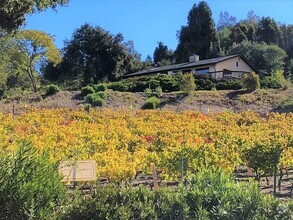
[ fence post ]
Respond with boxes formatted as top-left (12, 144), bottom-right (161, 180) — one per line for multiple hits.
top-left (181, 157), bottom-right (184, 181)
top-left (151, 163), bottom-right (158, 190)
top-left (273, 151), bottom-right (279, 197)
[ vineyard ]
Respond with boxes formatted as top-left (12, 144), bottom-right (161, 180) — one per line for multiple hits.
top-left (0, 108), bottom-right (292, 184)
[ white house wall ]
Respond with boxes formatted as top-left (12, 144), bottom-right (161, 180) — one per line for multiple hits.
top-left (214, 57), bottom-right (254, 73)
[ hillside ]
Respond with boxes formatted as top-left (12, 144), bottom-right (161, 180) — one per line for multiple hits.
top-left (0, 89), bottom-right (292, 115)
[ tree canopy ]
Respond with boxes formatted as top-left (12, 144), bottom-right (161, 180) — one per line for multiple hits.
top-left (256, 17), bottom-right (280, 45)
top-left (44, 24), bottom-right (141, 85)
top-left (0, 0), bottom-right (69, 32)
top-left (175, 1), bottom-right (219, 62)
top-left (14, 30), bottom-right (61, 92)
top-left (153, 42), bottom-right (173, 66)
top-left (227, 41), bottom-right (286, 76)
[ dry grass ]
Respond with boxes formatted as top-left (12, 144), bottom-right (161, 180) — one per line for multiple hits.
top-left (0, 89), bottom-right (292, 115)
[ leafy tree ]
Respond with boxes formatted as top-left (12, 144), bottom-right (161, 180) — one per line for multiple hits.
top-left (0, 29), bottom-right (29, 96)
top-left (217, 11), bottom-right (237, 30)
top-left (227, 41), bottom-right (286, 77)
top-left (175, 1), bottom-right (219, 62)
top-left (13, 30), bottom-right (62, 92)
top-left (218, 27), bottom-right (232, 53)
top-left (279, 24), bottom-right (293, 79)
top-left (0, 0), bottom-right (69, 32)
top-left (229, 22), bottom-right (255, 44)
top-left (256, 17), bottom-right (280, 45)
top-left (245, 10), bottom-right (260, 25)
top-left (153, 41), bottom-right (173, 66)
top-left (54, 24), bottom-right (139, 84)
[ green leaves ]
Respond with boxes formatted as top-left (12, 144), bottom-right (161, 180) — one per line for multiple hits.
top-left (0, 142), bottom-right (66, 219)
top-left (0, 0), bottom-right (69, 32)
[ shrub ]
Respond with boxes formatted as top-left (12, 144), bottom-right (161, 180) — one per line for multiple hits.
top-left (81, 85), bottom-right (95, 97)
top-left (92, 96), bottom-right (104, 107)
top-left (96, 91), bottom-right (107, 100)
top-left (179, 73), bottom-right (196, 93)
top-left (261, 76), bottom-right (282, 89)
top-left (211, 86), bottom-right (217, 91)
top-left (93, 83), bottom-right (107, 92)
top-left (156, 74), bottom-right (179, 92)
top-left (274, 70), bottom-right (292, 89)
top-left (107, 81), bottom-right (129, 92)
top-left (155, 86), bottom-right (163, 95)
top-left (144, 87), bottom-right (152, 94)
top-left (195, 74), bottom-right (216, 90)
top-left (143, 96), bottom-right (160, 109)
top-left (85, 93), bottom-right (95, 103)
top-left (45, 84), bottom-right (61, 96)
top-left (0, 142), bottom-right (66, 219)
top-left (216, 79), bottom-right (242, 90)
top-left (60, 168), bottom-right (293, 219)
top-left (242, 72), bottom-right (260, 92)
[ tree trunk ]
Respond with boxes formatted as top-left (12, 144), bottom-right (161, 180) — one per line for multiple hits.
top-left (28, 67), bottom-right (38, 93)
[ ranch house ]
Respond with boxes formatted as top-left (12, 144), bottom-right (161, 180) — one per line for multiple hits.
top-left (125, 54), bottom-right (257, 80)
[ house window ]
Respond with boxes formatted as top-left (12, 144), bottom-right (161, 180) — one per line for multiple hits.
top-left (196, 68), bottom-right (209, 74)
top-left (236, 61), bottom-right (239, 67)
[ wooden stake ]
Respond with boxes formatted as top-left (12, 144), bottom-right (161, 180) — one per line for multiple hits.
top-left (151, 163), bottom-right (158, 190)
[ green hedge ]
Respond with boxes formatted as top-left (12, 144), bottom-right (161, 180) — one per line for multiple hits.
top-left (106, 74), bottom-right (244, 93)
top-left (107, 74), bottom-right (180, 93)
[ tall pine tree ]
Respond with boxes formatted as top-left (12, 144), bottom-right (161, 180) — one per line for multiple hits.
top-left (175, 1), bottom-right (219, 62)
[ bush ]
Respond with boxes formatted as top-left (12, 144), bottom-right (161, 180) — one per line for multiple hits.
top-left (143, 96), bottom-right (160, 109)
top-left (60, 168), bottom-right (293, 219)
top-left (195, 74), bottom-right (216, 90)
top-left (274, 70), bottom-right (292, 89)
top-left (93, 84), bottom-right (107, 92)
top-left (96, 91), bottom-right (107, 100)
top-left (216, 79), bottom-right (242, 90)
top-left (242, 72), bottom-right (260, 92)
top-left (92, 96), bottom-right (104, 107)
top-left (179, 73), bottom-right (196, 93)
top-left (155, 86), bottom-right (163, 95)
top-left (261, 76), bottom-right (282, 89)
top-left (144, 87), bottom-right (152, 94)
top-left (45, 84), bottom-right (61, 96)
top-left (107, 81), bottom-right (129, 92)
top-left (107, 75), bottom-right (179, 93)
top-left (85, 93), bottom-right (95, 103)
top-left (81, 85), bottom-right (95, 97)
top-left (0, 142), bottom-right (66, 219)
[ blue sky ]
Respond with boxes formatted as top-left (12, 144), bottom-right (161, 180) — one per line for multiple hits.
top-left (25, 0), bottom-right (293, 60)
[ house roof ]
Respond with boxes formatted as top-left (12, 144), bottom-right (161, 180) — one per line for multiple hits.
top-left (125, 54), bottom-right (258, 77)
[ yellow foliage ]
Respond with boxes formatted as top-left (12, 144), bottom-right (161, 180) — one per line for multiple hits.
top-left (0, 108), bottom-right (292, 182)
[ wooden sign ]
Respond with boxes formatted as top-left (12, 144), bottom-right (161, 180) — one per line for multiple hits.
top-left (59, 160), bottom-right (96, 182)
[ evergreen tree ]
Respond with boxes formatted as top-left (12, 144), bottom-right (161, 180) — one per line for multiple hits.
top-left (153, 42), bottom-right (173, 66)
top-left (175, 1), bottom-right (219, 62)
